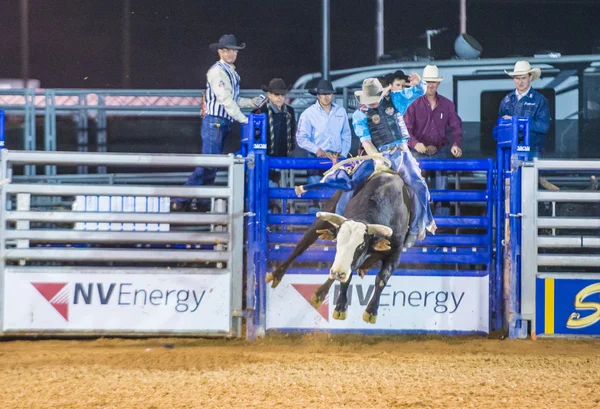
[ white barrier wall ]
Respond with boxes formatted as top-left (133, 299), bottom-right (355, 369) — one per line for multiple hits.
top-left (267, 274), bottom-right (489, 334)
top-left (4, 271), bottom-right (231, 332)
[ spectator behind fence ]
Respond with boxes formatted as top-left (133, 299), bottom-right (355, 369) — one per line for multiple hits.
top-left (256, 78), bottom-right (297, 210)
top-left (173, 34), bottom-right (262, 212)
top-left (404, 65), bottom-right (463, 215)
top-left (383, 70), bottom-right (425, 116)
top-left (256, 78), bottom-right (297, 157)
top-left (405, 65), bottom-right (463, 161)
top-left (499, 60), bottom-right (557, 191)
top-left (296, 79), bottom-right (352, 185)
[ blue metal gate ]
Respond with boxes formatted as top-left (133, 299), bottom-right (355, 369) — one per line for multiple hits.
top-left (243, 114), bottom-right (500, 337)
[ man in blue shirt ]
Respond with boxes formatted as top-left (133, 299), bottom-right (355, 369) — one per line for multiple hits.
top-left (296, 79), bottom-right (352, 184)
top-left (499, 60), bottom-right (556, 190)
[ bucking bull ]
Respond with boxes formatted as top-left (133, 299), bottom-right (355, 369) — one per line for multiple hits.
top-left (266, 170), bottom-right (411, 324)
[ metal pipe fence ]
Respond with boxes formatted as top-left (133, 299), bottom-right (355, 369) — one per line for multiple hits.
top-left (0, 149), bottom-right (248, 338)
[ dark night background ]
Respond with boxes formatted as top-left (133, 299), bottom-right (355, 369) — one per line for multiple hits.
top-left (1, 0), bottom-right (600, 89)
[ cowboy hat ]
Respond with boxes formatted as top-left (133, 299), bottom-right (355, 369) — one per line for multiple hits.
top-left (261, 78), bottom-right (291, 94)
top-left (209, 34), bottom-right (246, 53)
top-left (354, 78), bottom-right (390, 105)
top-left (308, 79), bottom-right (336, 95)
top-left (390, 70), bottom-right (410, 82)
top-left (422, 65), bottom-right (444, 82)
top-left (505, 60), bottom-right (541, 81)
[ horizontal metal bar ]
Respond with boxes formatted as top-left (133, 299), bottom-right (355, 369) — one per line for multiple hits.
top-left (268, 247), bottom-right (489, 265)
top-left (6, 211), bottom-right (230, 224)
top-left (12, 171), bottom-right (229, 185)
top-left (268, 232), bottom-right (489, 247)
top-left (535, 159), bottom-right (600, 170)
top-left (4, 230), bottom-right (229, 244)
top-left (538, 254), bottom-right (600, 267)
top-left (4, 266), bottom-right (230, 275)
top-left (267, 214), bottom-right (489, 228)
top-left (4, 184), bottom-right (231, 198)
top-left (269, 189), bottom-right (336, 200)
top-left (537, 217), bottom-right (600, 229)
top-left (430, 190), bottom-right (488, 202)
top-left (537, 236), bottom-right (600, 248)
top-left (4, 248), bottom-right (229, 262)
top-left (269, 188), bottom-right (488, 202)
top-left (284, 268), bottom-right (489, 277)
top-left (537, 191), bottom-right (600, 202)
top-left (3, 150), bottom-right (243, 167)
top-left (418, 159), bottom-right (493, 171)
top-left (266, 158), bottom-right (492, 172)
top-left (267, 158), bottom-right (340, 170)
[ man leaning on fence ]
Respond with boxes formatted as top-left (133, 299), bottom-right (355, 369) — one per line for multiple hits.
top-left (295, 79), bottom-right (352, 185)
top-left (499, 60), bottom-right (557, 190)
top-left (173, 34), bottom-right (262, 212)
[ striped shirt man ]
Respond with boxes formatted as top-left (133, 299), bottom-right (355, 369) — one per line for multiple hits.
top-left (205, 60), bottom-right (255, 123)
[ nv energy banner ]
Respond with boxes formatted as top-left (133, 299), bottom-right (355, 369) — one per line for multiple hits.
top-left (4, 272), bottom-right (231, 332)
top-left (267, 274), bottom-right (489, 333)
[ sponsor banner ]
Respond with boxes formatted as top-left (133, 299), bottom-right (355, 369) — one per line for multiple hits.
top-left (267, 274), bottom-right (489, 333)
top-left (536, 277), bottom-right (600, 337)
top-left (4, 272), bottom-right (231, 332)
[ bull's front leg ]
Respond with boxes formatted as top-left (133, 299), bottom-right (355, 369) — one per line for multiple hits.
top-left (363, 256), bottom-right (399, 324)
top-left (266, 191), bottom-right (342, 289)
top-left (310, 278), bottom-right (334, 309)
top-left (333, 273), bottom-right (353, 320)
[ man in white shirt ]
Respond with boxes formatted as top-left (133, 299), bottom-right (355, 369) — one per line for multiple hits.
top-left (174, 34), bottom-right (260, 211)
top-left (296, 79), bottom-right (352, 185)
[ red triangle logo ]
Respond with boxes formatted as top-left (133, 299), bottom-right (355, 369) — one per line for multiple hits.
top-left (32, 283), bottom-right (69, 321)
top-left (292, 284), bottom-right (329, 322)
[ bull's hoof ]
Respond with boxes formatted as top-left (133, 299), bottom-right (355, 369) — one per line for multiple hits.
top-left (310, 293), bottom-right (324, 309)
top-left (329, 271), bottom-right (350, 283)
top-left (358, 269), bottom-right (367, 278)
top-left (333, 309), bottom-right (347, 320)
top-left (265, 273), bottom-right (281, 289)
top-left (362, 311), bottom-right (377, 324)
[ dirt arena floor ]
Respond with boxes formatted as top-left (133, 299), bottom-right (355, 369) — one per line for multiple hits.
top-left (1, 334), bottom-right (599, 409)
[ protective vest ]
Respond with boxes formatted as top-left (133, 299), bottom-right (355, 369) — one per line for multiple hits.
top-left (360, 102), bottom-right (401, 149)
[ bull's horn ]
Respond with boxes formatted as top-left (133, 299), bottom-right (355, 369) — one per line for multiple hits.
top-left (367, 224), bottom-right (393, 237)
top-left (316, 212), bottom-right (347, 227)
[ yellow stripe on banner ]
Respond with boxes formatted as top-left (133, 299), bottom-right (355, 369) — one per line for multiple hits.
top-left (545, 279), bottom-right (555, 335)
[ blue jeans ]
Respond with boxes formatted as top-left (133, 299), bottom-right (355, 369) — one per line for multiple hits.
top-left (176, 115), bottom-right (231, 205)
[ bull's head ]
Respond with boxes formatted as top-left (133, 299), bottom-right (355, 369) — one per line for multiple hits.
top-left (317, 212), bottom-right (393, 283)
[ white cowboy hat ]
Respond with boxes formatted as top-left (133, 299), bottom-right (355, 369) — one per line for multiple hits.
top-left (422, 65), bottom-right (444, 82)
top-left (354, 78), bottom-right (390, 105)
top-left (505, 60), bottom-right (541, 81)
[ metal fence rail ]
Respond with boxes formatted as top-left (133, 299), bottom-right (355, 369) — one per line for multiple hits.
top-left (0, 149), bottom-right (248, 338)
top-left (520, 158), bottom-right (600, 339)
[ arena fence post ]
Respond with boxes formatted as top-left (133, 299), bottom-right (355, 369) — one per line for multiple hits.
top-left (0, 110), bottom-right (5, 151)
top-left (242, 113), bottom-right (268, 338)
top-left (494, 116), bottom-right (530, 338)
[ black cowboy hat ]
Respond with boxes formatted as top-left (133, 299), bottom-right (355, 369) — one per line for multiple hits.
top-left (389, 70), bottom-right (410, 82)
top-left (308, 79), bottom-right (336, 95)
top-left (261, 78), bottom-right (291, 94)
top-left (209, 34), bottom-right (246, 53)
